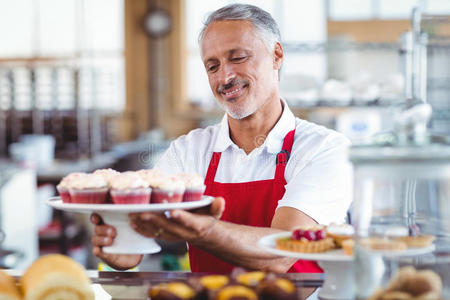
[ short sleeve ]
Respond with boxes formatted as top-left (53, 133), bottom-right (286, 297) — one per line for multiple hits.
top-left (277, 137), bottom-right (353, 225)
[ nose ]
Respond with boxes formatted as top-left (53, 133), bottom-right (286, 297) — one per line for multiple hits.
top-left (218, 63), bottom-right (236, 85)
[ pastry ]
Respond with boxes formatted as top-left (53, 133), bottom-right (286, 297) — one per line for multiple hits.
top-left (68, 173), bottom-right (109, 204)
top-left (341, 239), bottom-right (354, 256)
top-left (235, 271), bottom-right (266, 288)
top-left (214, 285), bottom-right (258, 300)
top-left (325, 223), bottom-right (354, 247)
top-left (93, 168), bottom-right (120, 186)
top-left (276, 227), bottom-right (335, 253)
top-left (20, 254), bottom-right (94, 300)
top-left (188, 275), bottom-right (230, 300)
top-left (393, 235), bottom-right (435, 248)
top-left (138, 169), bottom-right (185, 203)
top-left (109, 171), bottom-right (151, 204)
top-left (151, 175), bottom-right (185, 204)
top-left (56, 172), bottom-right (86, 203)
top-left (258, 275), bottom-right (298, 300)
top-left (0, 269), bottom-right (21, 300)
top-left (176, 173), bottom-right (205, 202)
top-left (360, 237), bottom-right (408, 252)
top-left (367, 266), bottom-right (443, 300)
top-left (149, 282), bottom-right (196, 300)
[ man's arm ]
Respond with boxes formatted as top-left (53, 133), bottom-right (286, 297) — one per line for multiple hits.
top-left (130, 204), bottom-right (317, 272)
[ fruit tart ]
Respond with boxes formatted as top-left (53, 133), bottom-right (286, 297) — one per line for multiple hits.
top-left (276, 227), bottom-right (335, 253)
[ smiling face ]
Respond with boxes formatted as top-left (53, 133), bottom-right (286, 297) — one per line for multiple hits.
top-left (200, 20), bottom-right (282, 120)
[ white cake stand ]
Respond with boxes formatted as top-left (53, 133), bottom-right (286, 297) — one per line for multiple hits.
top-left (258, 232), bottom-right (435, 300)
top-left (47, 196), bottom-right (214, 254)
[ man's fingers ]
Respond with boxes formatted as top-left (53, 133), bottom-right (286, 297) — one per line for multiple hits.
top-left (91, 235), bottom-right (113, 247)
top-left (90, 213), bottom-right (104, 225)
top-left (94, 224), bottom-right (116, 237)
top-left (210, 197), bottom-right (225, 219)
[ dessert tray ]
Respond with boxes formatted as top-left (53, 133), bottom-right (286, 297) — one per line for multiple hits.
top-left (47, 196), bottom-right (214, 254)
top-left (258, 232), bottom-right (435, 300)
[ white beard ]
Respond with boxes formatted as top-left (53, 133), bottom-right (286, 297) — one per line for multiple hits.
top-left (220, 98), bottom-right (261, 120)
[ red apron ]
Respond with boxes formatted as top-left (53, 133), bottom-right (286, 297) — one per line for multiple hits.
top-left (188, 129), bottom-right (322, 273)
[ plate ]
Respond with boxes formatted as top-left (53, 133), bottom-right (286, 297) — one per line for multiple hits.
top-left (258, 232), bottom-right (352, 261)
top-left (46, 196), bottom-right (214, 214)
top-left (46, 196), bottom-right (214, 254)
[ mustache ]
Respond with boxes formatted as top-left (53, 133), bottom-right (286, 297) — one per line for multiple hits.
top-left (217, 78), bottom-right (249, 94)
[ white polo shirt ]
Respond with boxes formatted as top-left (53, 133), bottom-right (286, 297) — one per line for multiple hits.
top-left (155, 102), bottom-right (353, 225)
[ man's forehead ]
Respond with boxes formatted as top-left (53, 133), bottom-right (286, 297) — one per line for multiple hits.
top-left (200, 20), bottom-right (261, 58)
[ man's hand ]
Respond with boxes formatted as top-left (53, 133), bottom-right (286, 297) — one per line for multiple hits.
top-left (129, 197), bottom-right (225, 243)
top-left (90, 213), bottom-right (143, 270)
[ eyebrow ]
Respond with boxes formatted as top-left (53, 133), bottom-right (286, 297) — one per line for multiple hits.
top-left (203, 48), bottom-right (250, 65)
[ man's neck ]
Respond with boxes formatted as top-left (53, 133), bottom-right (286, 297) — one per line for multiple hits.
top-left (228, 98), bottom-right (283, 154)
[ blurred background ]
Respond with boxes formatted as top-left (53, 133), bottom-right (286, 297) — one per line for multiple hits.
top-left (0, 0), bottom-right (449, 271)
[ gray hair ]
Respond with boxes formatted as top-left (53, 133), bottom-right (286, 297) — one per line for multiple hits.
top-left (198, 3), bottom-right (281, 51)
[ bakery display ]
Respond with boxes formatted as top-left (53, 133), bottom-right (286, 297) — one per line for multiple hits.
top-left (0, 269), bottom-right (21, 300)
top-left (20, 254), bottom-right (94, 300)
top-left (276, 227), bottom-right (335, 253)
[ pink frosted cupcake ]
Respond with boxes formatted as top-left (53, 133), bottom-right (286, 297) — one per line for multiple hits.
top-left (93, 168), bottom-right (120, 186)
top-left (176, 173), bottom-right (205, 202)
top-left (68, 174), bottom-right (109, 204)
top-left (57, 172), bottom-right (86, 203)
top-left (151, 175), bottom-right (185, 203)
top-left (110, 171), bottom-right (151, 204)
top-left (93, 168), bottom-right (120, 203)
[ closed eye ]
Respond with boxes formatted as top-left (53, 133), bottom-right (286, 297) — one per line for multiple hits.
top-left (231, 56), bottom-right (246, 62)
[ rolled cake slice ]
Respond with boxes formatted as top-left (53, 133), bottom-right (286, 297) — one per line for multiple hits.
top-left (20, 254), bottom-right (94, 300)
top-left (0, 270), bottom-right (21, 300)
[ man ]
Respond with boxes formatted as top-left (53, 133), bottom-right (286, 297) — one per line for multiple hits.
top-left (91, 4), bottom-right (352, 273)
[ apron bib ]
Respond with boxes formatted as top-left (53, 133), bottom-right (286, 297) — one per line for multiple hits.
top-left (189, 129), bottom-right (322, 273)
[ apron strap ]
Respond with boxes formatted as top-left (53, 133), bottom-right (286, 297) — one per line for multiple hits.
top-left (275, 129), bottom-right (296, 181)
top-left (205, 152), bottom-right (222, 184)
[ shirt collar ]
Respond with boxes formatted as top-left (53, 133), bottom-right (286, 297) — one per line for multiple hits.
top-left (213, 99), bottom-right (296, 154)
top-left (265, 100), bottom-right (296, 154)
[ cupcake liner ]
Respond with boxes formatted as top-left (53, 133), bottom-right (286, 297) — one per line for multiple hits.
top-left (57, 186), bottom-right (71, 203)
top-left (151, 187), bottom-right (184, 204)
top-left (183, 185), bottom-right (206, 202)
top-left (69, 187), bottom-right (108, 204)
top-left (110, 188), bottom-right (151, 204)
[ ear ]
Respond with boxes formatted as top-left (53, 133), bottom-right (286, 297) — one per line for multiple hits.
top-left (273, 42), bottom-right (284, 70)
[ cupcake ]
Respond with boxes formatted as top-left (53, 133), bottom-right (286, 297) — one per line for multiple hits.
top-left (56, 172), bottom-right (86, 203)
top-left (109, 172), bottom-right (151, 204)
top-left (138, 170), bottom-right (185, 204)
top-left (68, 174), bottom-right (108, 204)
top-left (93, 168), bottom-right (120, 203)
top-left (93, 168), bottom-right (120, 186)
top-left (176, 173), bottom-right (205, 202)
